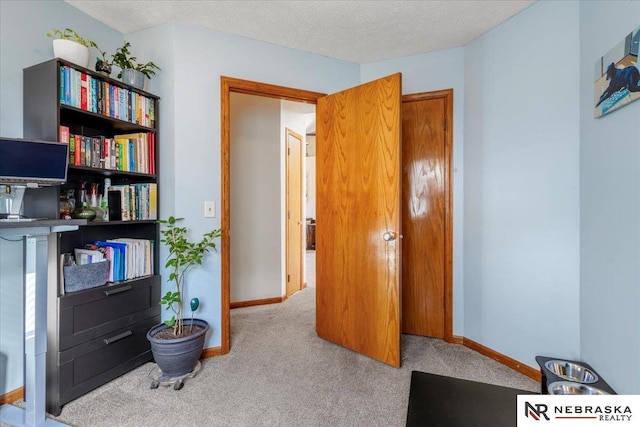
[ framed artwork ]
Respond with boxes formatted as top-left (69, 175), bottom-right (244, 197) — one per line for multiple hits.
top-left (594, 25), bottom-right (640, 118)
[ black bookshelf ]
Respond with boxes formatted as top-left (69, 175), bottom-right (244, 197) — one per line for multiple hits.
top-left (23, 58), bottom-right (161, 416)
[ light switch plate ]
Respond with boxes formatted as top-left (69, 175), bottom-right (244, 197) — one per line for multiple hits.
top-left (204, 201), bottom-right (215, 218)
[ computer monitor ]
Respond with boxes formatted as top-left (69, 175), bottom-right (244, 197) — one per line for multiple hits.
top-left (0, 137), bottom-right (69, 186)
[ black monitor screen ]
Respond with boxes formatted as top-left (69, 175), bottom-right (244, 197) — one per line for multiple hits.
top-left (0, 137), bottom-right (68, 186)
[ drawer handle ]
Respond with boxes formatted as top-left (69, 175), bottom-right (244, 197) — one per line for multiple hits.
top-left (104, 330), bottom-right (133, 345)
top-left (104, 285), bottom-right (133, 296)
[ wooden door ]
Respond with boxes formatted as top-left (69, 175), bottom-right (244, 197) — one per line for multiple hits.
top-left (316, 73), bottom-right (402, 367)
top-left (286, 128), bottom-right (304, 298)
top-left (401, 93), bottom-right (449, 338)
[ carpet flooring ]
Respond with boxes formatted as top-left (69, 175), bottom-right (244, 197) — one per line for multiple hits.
top-left (2, 286), bottom-right (539, 427)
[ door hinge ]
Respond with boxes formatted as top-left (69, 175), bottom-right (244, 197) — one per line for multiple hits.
top-left (288, 148), bottom-right (290, 155)
top-left (287, 274), bottom-right (290, 282)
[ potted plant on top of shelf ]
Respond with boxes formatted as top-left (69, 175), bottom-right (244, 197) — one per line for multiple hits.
top-left (111, 41), bottom-right (161, 90)
top-left (146, 216), bottom-right (221, 383)
top-left (94, 45), bottom-right (112, 77)
top-left (47, 27), bottom-right (98, 69)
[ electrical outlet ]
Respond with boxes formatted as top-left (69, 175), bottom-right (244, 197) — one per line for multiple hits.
top-left (204, 201), bottom-right (215, 218)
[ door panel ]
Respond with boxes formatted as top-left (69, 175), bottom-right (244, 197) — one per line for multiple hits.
top-left (286, 128), bottom-right (304, 297)
top-left (402, 97), bottom-right (446, 337)
top-left (316, 73), bottom-right (402, 367)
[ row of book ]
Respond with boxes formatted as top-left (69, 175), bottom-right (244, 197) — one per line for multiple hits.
top-left (59, 126), bottom-right (156, 175)
top-left (59, 65), bottom-right (156, 128)
top-left (75, 238), bottom-right (154, 284)
top-left (109, 183), bottom-right (158, 221)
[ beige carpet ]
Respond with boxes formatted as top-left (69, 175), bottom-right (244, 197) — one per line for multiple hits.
top-left (3, 286), bottom-right (538, 427)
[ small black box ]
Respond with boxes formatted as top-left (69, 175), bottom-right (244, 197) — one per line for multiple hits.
top-left (108, 190), bottom-right (122, 221)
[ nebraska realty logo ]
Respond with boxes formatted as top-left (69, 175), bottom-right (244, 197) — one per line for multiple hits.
top-left (517, 396), bottom-right (639, 426)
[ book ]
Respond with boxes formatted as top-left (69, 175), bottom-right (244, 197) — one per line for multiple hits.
top-left (113, 132), bottom-right (150, 173)
top-left (59, 125), bottom-right (69, 143)
top-left (109, 238), bottom-right (153, 278)
top-left (91, 77), bottom-right (97, 113)
top-left (95, 240), bottom-right (127, 281)
top-left (149, 132), bottom-right (155, 175)
top-left (109, 238), bottom-right (135, 279)
top-left (63, 66), bottom-right (71, 105)
top-left (68, 134), bottom-right (76, 165)
top-left (114, 137), bottom-right (129, 171)
top-left (80, 72), bottom-right (88, 110)
top-left (129, 185), bottom-right (137, 220)
top-left (74, 134), bottom-right (81, 166)
top-left (148, 183), bottom-right (157, 220)
top-left (91, 137), bottom-right (101, 168)
top-left (73, 248), bottom-right (104, 265)
top-left (59, 66), bottom-right (65, 105)
top-left (105, 82), bottom-right (110, 117)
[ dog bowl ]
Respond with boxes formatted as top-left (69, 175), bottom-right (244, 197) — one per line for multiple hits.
top-left (544, 360), bottom-right (598, 383)
top-left (548, 381), bottom-right (609, 395)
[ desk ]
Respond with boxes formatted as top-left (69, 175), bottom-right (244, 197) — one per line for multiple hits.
top-left (0, 220), bottom-right (85, 427)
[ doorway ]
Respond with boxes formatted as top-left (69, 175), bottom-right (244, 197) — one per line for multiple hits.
top-left (220, 77), bottom-right (453, 357)
top-left (221, 77), bottom-right (324, 353)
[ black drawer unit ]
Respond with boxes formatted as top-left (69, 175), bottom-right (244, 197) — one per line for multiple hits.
top-left (46, 275), bottom-right (161, 416)
top-left (59, 277), bottom-right (160, 350)
top-left (57, 317), bottom-right (158, 406)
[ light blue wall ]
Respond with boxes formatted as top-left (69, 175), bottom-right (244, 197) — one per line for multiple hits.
top-left (126, 22), bottom-right (360, 348)
top-left (580, 1), bottom-right (640, 394)
top-left (2, 0), bottom-right (638, 398)
top-left (0, 0), bottom-right (123, 396)
top-left (463, 0), bottom-right (581, 368)
top-left (126, 23), bottom-right (178, 244)
top-left (361, 48), bottom-right (466, 335)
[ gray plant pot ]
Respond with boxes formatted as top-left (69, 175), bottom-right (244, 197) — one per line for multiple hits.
top-left (121, 68), bottom-right (145, 90)
top-left (147, 318), bottom-right (209, 378)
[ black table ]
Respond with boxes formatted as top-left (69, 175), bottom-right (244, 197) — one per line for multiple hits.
top-left (406, 371), bottom-right (536, 427)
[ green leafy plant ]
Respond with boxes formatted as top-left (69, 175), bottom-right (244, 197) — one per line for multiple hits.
top-left (95, 45), bottom-right (109, 63)
top-left (111, 42), bottom-right (161, 79)
top-left (159, 216), bottom-right (221, 337)
top-left (46, 28), bottom-right (98, 49)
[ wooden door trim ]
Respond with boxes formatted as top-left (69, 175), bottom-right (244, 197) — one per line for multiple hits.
top-left (402, 88), bottom-right (454, 343)
top-left (285, 127), bottom-right (305, 298)
top-left (221, 79), bottom-right (453, 353)
top-left (221, 76), bottom-right (325, 354)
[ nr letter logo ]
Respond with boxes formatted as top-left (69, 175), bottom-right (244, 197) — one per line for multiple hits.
top-left (525, 402), bottom-right (550, 421)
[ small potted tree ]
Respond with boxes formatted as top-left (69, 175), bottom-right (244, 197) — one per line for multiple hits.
top-left (47, 28), bottom-right (99, 68)
top-left (147, 216), bottom-right (221, 381)
top-left (111, 41), bottom-right (161, 90)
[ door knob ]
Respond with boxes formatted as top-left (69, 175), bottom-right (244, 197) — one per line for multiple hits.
top-left (382, 231), bottom-right (396, 241)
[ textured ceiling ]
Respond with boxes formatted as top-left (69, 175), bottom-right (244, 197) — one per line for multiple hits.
top-left (65, 0), bottom-right (535, 64)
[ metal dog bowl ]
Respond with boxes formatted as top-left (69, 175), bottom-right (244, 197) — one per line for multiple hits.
top-left (544, 360), bottom-right (599, 383)
top-left (548, 381), bottom-right (609, 395)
